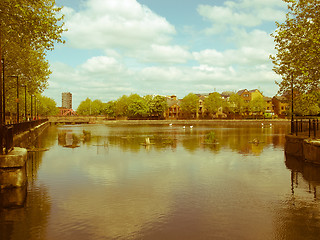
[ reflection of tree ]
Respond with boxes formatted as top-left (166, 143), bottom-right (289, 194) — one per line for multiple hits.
top-left (285, 154), bottom-right (320, 199)
top-left (273, 154), bottom-right (320, 239)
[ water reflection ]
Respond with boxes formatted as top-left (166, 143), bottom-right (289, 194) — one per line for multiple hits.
top-left (54, 123), bottom-right (289, 156)
top-left (271, 154), bottom-right (320, 240)
top-left (285, 154), bottom-right (320, 199)
top-left (8, 122), bottom-right (320, 240)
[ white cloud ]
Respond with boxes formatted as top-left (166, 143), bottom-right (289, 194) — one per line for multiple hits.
top-left (197, 0), bottom-right (286, 34)
top-left (64, 0), bottom-right (175, 50)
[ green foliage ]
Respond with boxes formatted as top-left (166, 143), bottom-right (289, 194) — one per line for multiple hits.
top-left (249, 96), bottom-right (266, 114)
top-left (228, 93), bottom-right (246, 114)
top-left (115, 95), bottom-right (128, 117)
top-left (144, 95), bottom-right (168, 118)
top-left (204, 92), bottom-right (222, 115)
top-left (0, 0), bottom-right (65, 116)
top-left (37, 95), bottom-right (58, 116)
top-left (77, 98), bottom-right (92, 116)
top-left (271, 0), bottom-right (320, 95)
top-left (205, 131), bottom-right (217, 144)
top-left (294, 93), bottom-right (320, 116)
top-left (127, 94), bottom-right (148, 118)
top-left (105, 101), bottom-right (116, 118)
top-left (180, 93), bottom-right (199, 117)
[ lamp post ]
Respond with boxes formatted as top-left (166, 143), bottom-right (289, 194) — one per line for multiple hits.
top-left (21, 84), bottom-right (27, 121)
top-left (31, 94), bottom-right (33, 120)
top-left (1, 58), bottom-right (5, 124)
top-left (291, 72), bottom-right (294, 134)
top-left (9, 75), bottom-right (19, 123)
top-left (35, 96), bottom-right (37, 119)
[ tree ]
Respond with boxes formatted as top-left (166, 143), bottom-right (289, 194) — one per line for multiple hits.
top-left (180, 93), bottom-right (199, 118)
top-left (144, 95), bottom-right (168, 119)
top-left (294, 93), bottom-right (320, 116)
top-left (204, 92), bottom-right (222, 117)
top-left (271, 0), bottom-right (320, 95)
top-left (249, 96), bottom-right (266, 116)
top-left (37, 95), bottom-right (59, 116)
top-left (127, 94), bottom-right (148, 118)
top-left (104, 101), bottom-right (116, 118)
top-left (228, 93), bottom-right (245, 116)
top-left (115, 95), bottom-right (128, 117)
top-left (91, 100), bottom-right (105, 115)
top-left (77, 98), bottom-right (92, 116)
top-left (0, 0), bottom-right (65, 120)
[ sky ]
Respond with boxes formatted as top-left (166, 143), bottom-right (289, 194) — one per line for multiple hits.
top-left (44, 0), bottom-right (288, 109)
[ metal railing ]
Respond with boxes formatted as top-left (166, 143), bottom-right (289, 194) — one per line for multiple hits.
top-left (0, 119), bottom-right (48, 154)
top-left (291, 118), bottom-right (319, 138)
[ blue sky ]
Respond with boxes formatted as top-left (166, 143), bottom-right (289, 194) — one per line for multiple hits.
top-left (45, 0), bottom-right (287, 109)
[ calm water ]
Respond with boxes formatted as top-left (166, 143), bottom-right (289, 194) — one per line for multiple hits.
top-left (1, 122), bottom-right (320, 240)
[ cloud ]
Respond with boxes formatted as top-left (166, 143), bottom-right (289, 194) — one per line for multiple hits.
top-left (197, 0), bottom-right (286, 34)
top-left (64, 0), bottom-right (175, 50)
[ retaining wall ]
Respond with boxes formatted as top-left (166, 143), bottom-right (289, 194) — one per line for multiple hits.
top-left (285, 135), bottom-right (320, 164)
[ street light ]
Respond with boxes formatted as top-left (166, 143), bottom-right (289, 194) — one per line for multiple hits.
top-left (8, 75), bottom-right (19, 123)
top-left (1, 58), bottom-right (5, 124)
top-left (21, 84), bottom-right (27, 121)
top-left (31, 94), bottom-right (33, 120)
top-left (291, 72), bottom-right (294, 134)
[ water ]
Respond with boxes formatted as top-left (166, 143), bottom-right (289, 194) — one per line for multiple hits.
top-left (1, 122), bottom-right (320, 240)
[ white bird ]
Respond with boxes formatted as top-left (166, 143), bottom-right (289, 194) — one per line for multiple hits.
top-left (183, 126), bottom-right (186, 129)
top-left (169, 123), bottom-right (172, 126)
top-left (190, 126), bottom-right (193, 129)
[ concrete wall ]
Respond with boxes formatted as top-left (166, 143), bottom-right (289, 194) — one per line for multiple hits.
top-left (285, 135), bottom-right (320, 165)
top-left (13, 122), bottom-right (49, 148)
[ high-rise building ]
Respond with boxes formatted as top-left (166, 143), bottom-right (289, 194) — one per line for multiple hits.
top-left (62, 92), bottom-right (72, 109)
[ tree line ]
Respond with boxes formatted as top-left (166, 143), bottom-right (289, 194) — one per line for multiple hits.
top-left (0, 0), bottom-right (65, 122)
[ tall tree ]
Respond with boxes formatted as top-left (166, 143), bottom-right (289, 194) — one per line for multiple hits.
top-left (204, 92), bottom-right (222, 117)
top-left (77, 98), bottom-right (92, 116)
top-left (115, 95), bottom-right (128, 117)
top-left (294, 92), bottom-right (320, 116)
top-left (0, 0), bottom-right (65, 119)
top-left (127, 94), bottom-right (148, 118)
top-left (180, 93), bottom-right (199, 118)
top-left (37, 95), bottom-right (59, 116)
top-left (144, 95), bottom-right (168, 119)
top-left (228, 93), bottom-right (245, 116)
top-left (271, 0), bottom-right (320, 95)
top-left (249, 96), bottom-right (266, 116)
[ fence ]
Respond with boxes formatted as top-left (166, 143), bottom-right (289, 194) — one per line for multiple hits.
top-left (0, 119), bottom-right (48, 154)
top-left (291, 118), bottom-right (319, 138)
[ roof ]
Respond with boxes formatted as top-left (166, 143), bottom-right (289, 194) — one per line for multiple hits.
top-left (237, 89), bottom-right (248, 95)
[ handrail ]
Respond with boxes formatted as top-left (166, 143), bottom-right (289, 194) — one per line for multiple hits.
top-left (291, 118), bottom-right (319, 138)
top-left (0, 119), bottom-right (48, 154)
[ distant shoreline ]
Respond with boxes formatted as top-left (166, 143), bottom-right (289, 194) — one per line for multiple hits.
top-left (100, 119), bottom-right (291, 125)
top-left (48, 116), bottom-right (291, 125)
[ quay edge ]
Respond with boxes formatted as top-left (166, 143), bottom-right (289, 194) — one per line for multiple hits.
top-left (285, 135), bottom-right (320, 164)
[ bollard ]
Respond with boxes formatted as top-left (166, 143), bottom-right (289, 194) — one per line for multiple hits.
top-left (309, 119), bottom-right (311, 138)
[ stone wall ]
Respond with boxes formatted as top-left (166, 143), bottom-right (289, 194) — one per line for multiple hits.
top-left (13, 121), bottom-right (49, 148)
top-left (285, 135), bottom-right (320, 165)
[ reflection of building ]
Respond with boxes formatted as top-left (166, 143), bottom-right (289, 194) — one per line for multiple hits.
top-left (62, 92), bottom-right (72, 109)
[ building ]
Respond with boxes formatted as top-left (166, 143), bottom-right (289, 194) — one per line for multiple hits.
top-left (237, 89), bottom-right (251, 103)
top-left (272, 96), bottom-right (289, 117)
top-left (165, 95), bottom-right (181, 119)
top-left (62, 92), bottom-right (72, 109)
